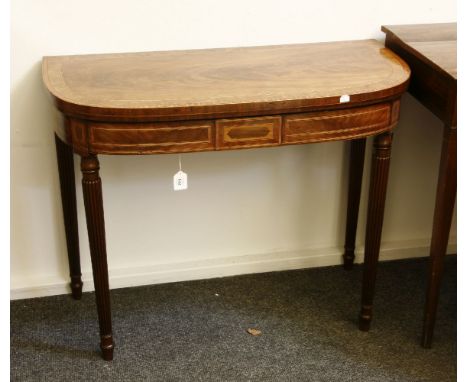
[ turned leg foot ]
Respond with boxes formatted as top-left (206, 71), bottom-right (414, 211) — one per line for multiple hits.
top-left (358, 305), bottom-right (372, 331)
top-left (101, 334), bottom-right (115, 361)
top-left (70, 275), bottom-right (84, 300)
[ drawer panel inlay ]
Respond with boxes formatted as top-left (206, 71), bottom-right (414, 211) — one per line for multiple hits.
top-left (283, 104), bottom-right (392, 144)
top-left (89, 121), bottom-right (214, 154)
top-left (216, 116), bottom-right (281, 149)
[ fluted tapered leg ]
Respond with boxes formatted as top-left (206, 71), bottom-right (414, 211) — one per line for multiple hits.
top-left (343, 138), bottom-right (366, 269)
top-left (81, 155), bottom-right (114, 361)
top-left (55, 134), bottom-right (83, 299)
top-left (359, 132), bottom-right (393, 331)
top-left (421, 126), bottom-right (456, 348)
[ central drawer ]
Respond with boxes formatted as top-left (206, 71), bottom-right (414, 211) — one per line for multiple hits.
top-left (216, 116), bottom-right (281, 149)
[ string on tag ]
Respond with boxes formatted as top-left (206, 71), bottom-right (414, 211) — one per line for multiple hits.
top-left (178, 154), bottom-right (182, 172)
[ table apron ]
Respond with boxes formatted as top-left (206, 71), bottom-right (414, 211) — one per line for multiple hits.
top-left (63, 100), bottom-right (401, 155)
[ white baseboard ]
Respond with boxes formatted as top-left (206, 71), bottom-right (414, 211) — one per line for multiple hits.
top-left (10, 238), bottom-right (457, 300)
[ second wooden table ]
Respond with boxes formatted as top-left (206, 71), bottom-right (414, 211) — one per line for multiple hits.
top-left (382, 23), bottom-right (457, 348)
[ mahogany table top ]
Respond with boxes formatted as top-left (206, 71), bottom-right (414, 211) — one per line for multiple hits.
top-left (42, 39), bottom-right (410, 122)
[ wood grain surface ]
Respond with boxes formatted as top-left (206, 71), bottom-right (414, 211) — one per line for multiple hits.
top-left (88, 120), bottom-right (215, 154)
top-left (43, 40), bottom-right (409, 122)
top-left (283, 103), bottom-right (394, 144)
top-left (216, 116), bottom-right (281, 149)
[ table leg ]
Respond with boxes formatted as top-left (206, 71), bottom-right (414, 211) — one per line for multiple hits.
top-left (421, 126), bottom-right (456, 348)
top-left (81, 154), bottom-right (114, 361)
top-left (54, 134), bottom-right (83, 299)
top-left (343, 138), bottom-right (366, 269)
top-left (359, 132), bottom-right (393, 331)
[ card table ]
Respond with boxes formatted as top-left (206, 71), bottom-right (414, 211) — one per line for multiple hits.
top-left (43, 40), bottom-right (410, 360)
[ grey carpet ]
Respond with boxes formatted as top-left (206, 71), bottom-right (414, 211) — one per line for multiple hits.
top-left (11, 256), bottom-right (456, 381)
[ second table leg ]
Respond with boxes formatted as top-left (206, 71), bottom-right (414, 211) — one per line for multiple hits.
top-left (421, 126), bottom-right (456, 348)
top-left (81, 154), bottom-right (114, 361)
top-left (343, 138), bottom-right (366, 269)
top-left (55, 134), bottom-right (83, 299)
top-left (359, 132), bottom-right (393, 331)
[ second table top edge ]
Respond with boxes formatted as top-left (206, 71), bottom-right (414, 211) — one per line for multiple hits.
top-left (381, 23), bottom-right (457, 81)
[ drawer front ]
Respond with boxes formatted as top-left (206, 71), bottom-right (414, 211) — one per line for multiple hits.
top-left (88, 120), bottom-right (215, 154)
top-left (283, 104), bottom-right (392, 144)
top-left (216, 116), bottom-right (281, 149)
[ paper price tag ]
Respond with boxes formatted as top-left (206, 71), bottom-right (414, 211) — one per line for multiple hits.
top-left (173, 170), bottom-right (188, 191)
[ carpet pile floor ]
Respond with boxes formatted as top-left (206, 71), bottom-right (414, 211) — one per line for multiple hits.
top-left (11, 256), bottom-right (456, 381)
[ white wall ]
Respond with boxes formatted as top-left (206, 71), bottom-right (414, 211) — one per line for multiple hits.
top-left (11, 0), bottom-right (456, 299)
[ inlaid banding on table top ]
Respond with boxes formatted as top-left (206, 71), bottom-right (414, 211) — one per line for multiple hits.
top-left (216, 116), bottom-right (281, 149)
top-left (42, 40), bottom-right (410, 121)
top-left (283, 103), bottom-right (392, 144)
